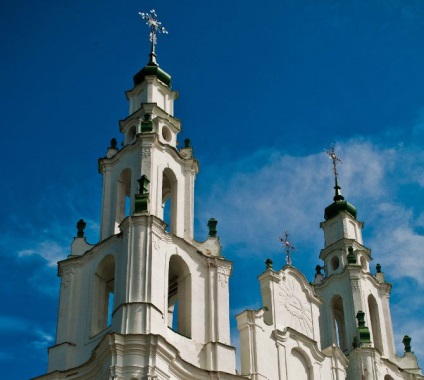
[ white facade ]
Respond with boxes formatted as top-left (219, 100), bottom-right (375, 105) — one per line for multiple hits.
top-left (34, 57), bottom-right (423, 380)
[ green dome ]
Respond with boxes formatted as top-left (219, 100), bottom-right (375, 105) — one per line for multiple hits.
top-left (324, 200), bottom-right (357, 220)
top-left (133, 62), bottom-right (172, 87)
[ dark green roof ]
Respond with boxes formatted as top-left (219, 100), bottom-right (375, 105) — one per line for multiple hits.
top-left (324, 200), bottom-right (357, 220)
top-left (133, 62), bottom-right (172, 87)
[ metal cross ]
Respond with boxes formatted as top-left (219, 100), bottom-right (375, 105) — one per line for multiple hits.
top-left (279, 230), bottom-right (297, 265)
top-left (325, 144), bottom-right (342, 178)
top-left (325, 144), bottom-right (345, 201)
top-left (139, 9), bottom-right (168, 49)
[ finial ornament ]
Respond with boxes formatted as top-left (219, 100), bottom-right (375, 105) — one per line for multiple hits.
top-left (325, 144), bottom-right (344, 202)
top-left (207, 218), bottom-right (218, 237)
top-left (76, 219), bottom-right (86, 238)
top-left (403, 335), bottom-right (412, 353)
top-left (265, 258), bottom-right (273, 269)
top-left (139, 9), bottom-right (168, 64)
top-left (279, 230), bottom-right (297, 265)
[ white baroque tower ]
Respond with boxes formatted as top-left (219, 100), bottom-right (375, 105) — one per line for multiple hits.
top-left (36, 12), bottom-right (239, 380)
top-left (314, 158), bottom-right (423, 380)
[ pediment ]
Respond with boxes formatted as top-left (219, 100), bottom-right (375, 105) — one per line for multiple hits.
top-left (274, 266), bottom-right (322, 339)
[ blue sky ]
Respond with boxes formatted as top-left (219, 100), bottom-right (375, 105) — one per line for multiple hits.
top-left (2, 1), bottom-right (424, 378)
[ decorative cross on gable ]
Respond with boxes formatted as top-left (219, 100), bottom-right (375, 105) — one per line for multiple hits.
top-left (279, 229), bottom-right (297, 265)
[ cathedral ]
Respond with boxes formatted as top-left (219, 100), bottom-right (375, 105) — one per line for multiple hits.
top-left (35, 11), bottom-right (423, 380)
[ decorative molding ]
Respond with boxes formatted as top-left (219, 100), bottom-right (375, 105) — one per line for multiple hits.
top-left (352, 280), bottom-right (360, 291)
top-left (152, 235), bottom-right (161, 251)
top-left (375, 361), bottom-right (382, 377)
top-left (142, 147), bottom-right (152, 158)
top-left (152, 223), bottom-right (165, 239)
top-left (60, 267), bottom-right (75, 288)
top-left (273, 328), bottom-right (289, 344)
top-left (278, 277), bottom-right (313, 337)
top-left (217, 266), bottom-right (231, 288)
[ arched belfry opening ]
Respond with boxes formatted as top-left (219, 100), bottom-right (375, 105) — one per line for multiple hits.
top-left (162, 168), bottom-right (177, 233)
top-left (368, 294), bottom-right (383, 353)
top-left (167, 255), bottom-right (191, 338)
top-left (91, 255), bottom-right (115, 336)
top-left (115, 168), bottom-right (132, 232)
top-left (331, 295), bottom-right (347, 352)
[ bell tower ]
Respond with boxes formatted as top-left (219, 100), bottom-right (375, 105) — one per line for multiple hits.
top-left (314, 146), bottom-right (422, 379)
top-left (40, 10), bottom-right (237, 380)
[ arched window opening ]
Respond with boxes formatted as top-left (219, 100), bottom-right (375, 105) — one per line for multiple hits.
top-left (163, 197), bottom-right (171, 233)
top-left (331, 295), bottom-right (347, 352)
top-left (126, 125), bottom-right (136, 144)
top-left (107, 292), bottom-right (114, 326)
top-left (290, 349), bottom-right (310, 380)
top-left (167, 255), bottom-right (191, 337)
top-left (331, 255), bottom-right (340, 271)
top-left (162, 125), bottom-right (172, 142)
top-left (368, 295), bottom-right (383, 353)
top-left (384, 376), bottom-right (394, 380)
top-left (162, 168), bottom-right (177, 234)
top-left (125, 196), bottom-right (131, 216)
top-left (115, 168), bottom-right (132, 232)
top-left (91, 255), bottom-right (115, 336)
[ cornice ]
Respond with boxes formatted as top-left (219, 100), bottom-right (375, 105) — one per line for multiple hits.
top-left (320, 238), bottom-right (371, 260)
top-left (320, 209), bottom-right (364, 228)
top-left (119, 103), bottom-right (181, 132)
top-left (282, 266), bottom-right (325, 305)
top-left (57, 234), bottom-right (122, 273)
top-left (273, 327), bottom-right (326, 362)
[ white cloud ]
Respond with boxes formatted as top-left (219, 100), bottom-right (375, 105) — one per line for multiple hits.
top-left (197, 138), bottom-right (424, 286)
top-left (0, 315), bottom-right (54, 351)
top-left (199, 141), bottom-right (389, 253)
top-left (31, 329), bottom-right (54, 350)
top-left (18, 240), bottom-right (67, 267)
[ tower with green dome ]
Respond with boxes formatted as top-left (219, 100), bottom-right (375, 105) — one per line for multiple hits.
top-left (314, 146), bottom-right (422, 379)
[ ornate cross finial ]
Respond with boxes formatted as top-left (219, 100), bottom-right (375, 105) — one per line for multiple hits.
top-left (279, 230), bottom-right (297, 265)
top-left (139, 9), bottom-right (168, 64)
top-left (325, 144), bottom-right (344, 201)
top-left (325, 143), bottom-right (342, 178)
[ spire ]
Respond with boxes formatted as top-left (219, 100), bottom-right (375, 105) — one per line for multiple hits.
top-left (133, 9), bottom-right (172, 87)
top-left (325, 144), bottom-right (344, 202)
top-left (323, 144), bottom-right (357, 220)
top-left (139, 9), bottom-right (168, 66)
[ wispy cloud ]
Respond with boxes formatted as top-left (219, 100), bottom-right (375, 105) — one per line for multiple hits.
top-left (0, 177), bottom-right (101, 269)
top-left (18, 240), bottom-right (67, 267)
top-left (31, 329), bottom-right (54, 350)
top-left (198, 141), bottom-right (391, 261)
top-left (0, 315), bottom-right (54, 350)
